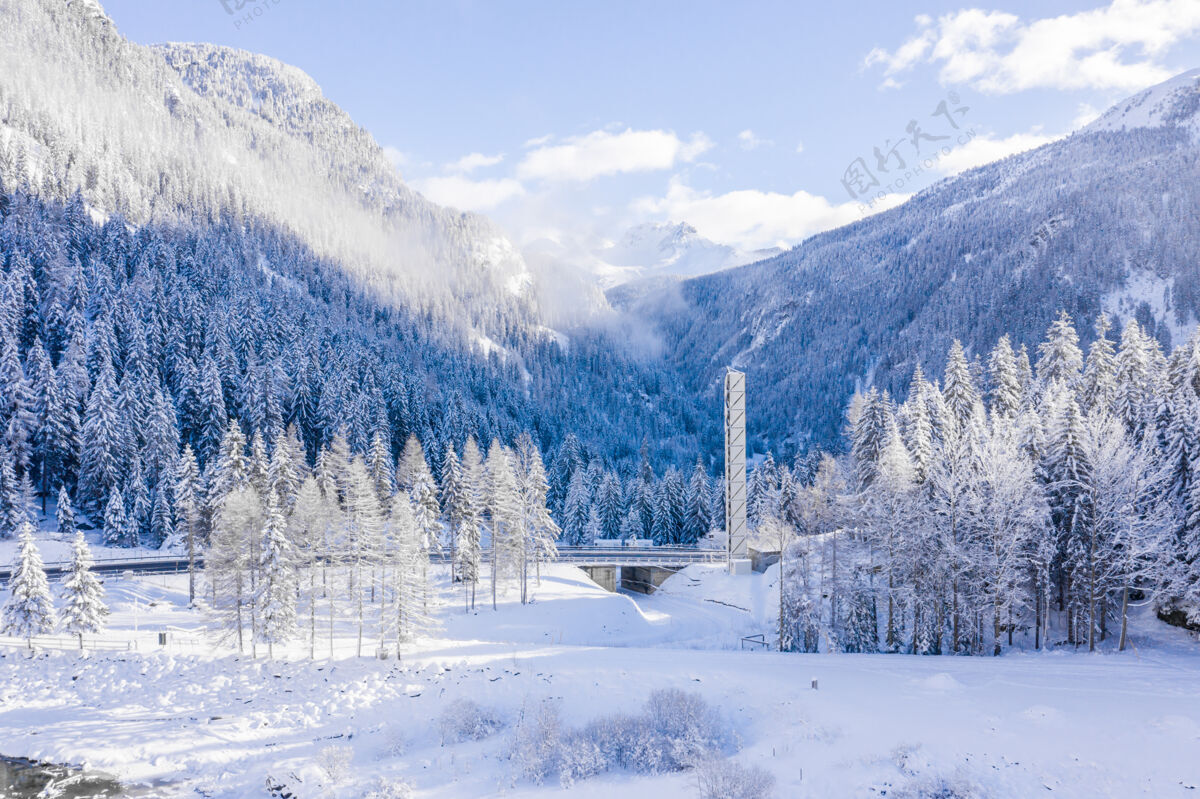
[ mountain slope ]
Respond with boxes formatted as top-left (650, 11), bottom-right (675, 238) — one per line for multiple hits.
top-left (0, 0), bottom-right (531, 337)
top-left (635, 70), bottom-right (1200, 454)
top-left (0, 0), bottom-right (717, 473)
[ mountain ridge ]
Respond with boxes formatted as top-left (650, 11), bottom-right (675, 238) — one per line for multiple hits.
top-left (631, 68), bottom-right (1200, 454)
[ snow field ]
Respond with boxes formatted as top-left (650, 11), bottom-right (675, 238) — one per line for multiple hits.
top-left (0, 563), bottom-right (1198, 797)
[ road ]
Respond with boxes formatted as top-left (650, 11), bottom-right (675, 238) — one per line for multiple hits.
top-left (0, 546), bottom-right (726, 582)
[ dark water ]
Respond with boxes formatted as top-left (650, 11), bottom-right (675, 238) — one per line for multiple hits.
top-left (0, 755), bottom-right (126, 798)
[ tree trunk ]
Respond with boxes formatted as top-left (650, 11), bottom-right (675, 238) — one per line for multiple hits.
top-left (187, 519), bottom-right (196, 605)
top-left (1118, 584), bottom-right (1130, 652)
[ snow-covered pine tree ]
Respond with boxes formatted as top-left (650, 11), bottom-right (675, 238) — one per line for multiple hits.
top-left (1081, 313), bottom-right (1118, 415)
top-left (685, 459), bottom-right (711, 545)
top-left (850, 388), bottom-right (890, 489)
top-left (247, 431), bottom-right (270, 497)
top-left (902, 369), bottom-right (934, 485)
top-left (595, 472), bottom-right (623, 541)
top-left (59, 530), bottom-right (107, 649)
top-left (206, 419), bottom-right (249, 527)
top-left (101, 488), bottom-right (132, 547)
top-left (942, 340), bottom-right (980, 435)
top-left (77, 356), bottom-right (123, 515)
top-left (1114, 320), bottom-right (1155, 440)
top-left (367, 430), bottom-right (395, 503)
top-left (406, 439), bottom-right (443, 559)
top-left (174, 446), bottom-right (202, 602)
top-left (55, 485), bottom-right (76, 536)
top-left (1, 522), bottom-right (56, 647)
top-left (150, 475), bottom-right (175, 549)
top-left (561, 468), bottom-right (590, 546)
top-left (255, 492), bottom-right (296, 658)
top-left (1036, 310), bottom-right (1084, 391)
top-left (0, 444), bottom-right (27, 538)
top-left (0, 326), bottom-right (35, 475)
top-left (987, 335), bottom-right (1022, 418)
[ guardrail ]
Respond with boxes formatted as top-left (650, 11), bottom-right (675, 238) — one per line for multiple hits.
top-left (1, 546), bottom-right (727, 582)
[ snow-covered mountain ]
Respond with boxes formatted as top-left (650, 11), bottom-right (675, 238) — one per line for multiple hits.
top-left (1087, 67), bottom-right (1200, 138)
top-left (595, 222), bottom-right (780, 287)
top-left (635, 69), bottom-right (1200, 453)
top-left (0, 0), bottom-right (534, 338)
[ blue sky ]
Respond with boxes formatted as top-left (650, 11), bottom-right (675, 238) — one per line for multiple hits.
top-left (104, 0), bottom-right (1200, 252)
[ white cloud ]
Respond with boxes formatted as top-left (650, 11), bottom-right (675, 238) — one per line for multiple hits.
top-left (382, 146), bottom-right (410, 172)
top-left (411, 175), bottom-right (525, 212)
top-left (517, 128), bottom-right (714, 182)
top-left (523, 133), bottom-right (554, 148)
top-left (447, 152), bottom-right (504, 173)
top-left (932, 129), bottom-right (1061, 174)
top-left (795, 140), bottom-right (805, 154)
top-left (633, 177), bottom-right (908, 251)
top-left (1073, 102), bottom-right (1102, 128)
top-left (737, 129), bottom-right (772, 150)
top-left (865, 0), bottom-right (1200, 93)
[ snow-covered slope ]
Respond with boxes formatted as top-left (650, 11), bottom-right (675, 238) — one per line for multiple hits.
top-left (636, 69), bottom-right (1200, 452)
top-left (0, 0), bottom-right (534, 336)
top-left (1087, 67), bottom-right (1200, 138)
top-left (2, 565), bottom-right (1198, 797)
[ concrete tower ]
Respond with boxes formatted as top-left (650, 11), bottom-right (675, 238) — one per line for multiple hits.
top-left (724, 368), bottom-right (750, 574)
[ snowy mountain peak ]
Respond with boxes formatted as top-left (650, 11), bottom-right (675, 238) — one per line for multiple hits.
top-left (598, 221), bottom-right (781, 287)
top-left (1087, 68), bottom-right (1200, 137)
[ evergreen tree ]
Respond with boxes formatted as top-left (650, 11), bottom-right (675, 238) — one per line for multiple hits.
top-left (174, 446), bottom-right (202, 601)
top-left (255, 493), bottom-right (296, 657)
top-left (1081, 313), bottom-right (1117, 415)
top-left (0, 326), bottom-right (35, 474)
top-left (987, 335), bottom-right (1022, 418)
top-left (55, 485), bottom-right (76, 536)
top-left (942, 340), bottom-right (980, 434)
top-left (595, 472), bottom-right (623, 540)
top-left (102, 488), bottom-right (132, 547)
top-left (0, 444), bottom-right (27, 538)
top-left (562, 468), bottom-right (590, 545)
top-left (684, 460), bottom-right (712, 544)
top-left (78, 356), bottom-right (124, 514)
top-left (1, 522), bottom-right (56, 646)
top-left (1036, 310), bottom-right (1084, 390)
top-left (367, 430), bottom-right (395, 502)
top-left (59, 530), bottom-right (107, 649)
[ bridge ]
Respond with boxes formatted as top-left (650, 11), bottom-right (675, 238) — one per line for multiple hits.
top-left (0, 546), bottom-right (724, 594)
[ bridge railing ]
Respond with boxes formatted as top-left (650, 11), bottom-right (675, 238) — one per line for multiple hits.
top-left (4, 546), bottom-right (727, 581)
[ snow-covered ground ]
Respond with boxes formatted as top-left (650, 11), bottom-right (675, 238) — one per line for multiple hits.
top-left (2, 562), bottom-right (1199, 797)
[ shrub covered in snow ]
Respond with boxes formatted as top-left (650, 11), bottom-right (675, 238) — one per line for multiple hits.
top-left (508, 689), bottom-right (743, 788)
top-left (509, 697), bottom-right (566, 785)
top-left (317, 744), bottom-right (354, 784)
top-left (363, 777), bottom-right (414, 799)
top-left (694, 756), bottom-right (776, 799)
top-left (438, 697), bottom-right (505, 744)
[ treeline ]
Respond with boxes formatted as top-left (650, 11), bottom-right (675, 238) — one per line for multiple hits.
top-left (197, 421), bottom-right (561, 657)
top-left (763, 311), bottom-right (1200, 655)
